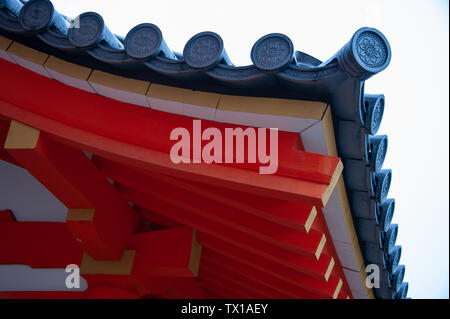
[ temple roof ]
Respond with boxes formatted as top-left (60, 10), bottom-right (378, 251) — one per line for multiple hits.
top-left (0, 0), bottom-right (408, 299)
top-left (0, 0), bottom-right (390, 100)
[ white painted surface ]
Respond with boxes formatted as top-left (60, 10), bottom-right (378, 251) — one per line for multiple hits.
top-left (45, 67), bottom-right (96, 93)
top-left (323, 212), bottom-right (354, 244)
top-left (0, 265), bottom-right (87, 291)
top-left (0, 49), bottom-right (15, 64)
top-left (146, 96), bottom-right (184, 114)
top-left (0, 160), bottom-right (68, 222)
top-left (183, 103), bottom-right (216, 121)
top-left (321, 186), bottom-right (343, 216)
top-left (300, 121), bottom-right (329, 155)
top-left (333, 240), bottom-right (361, 271)
top-left (89, 82), bottom-right (149, 107)
top-left (343, 268), bottom-right (369, 299)
top-left (215, 109), bottom-right (319, 132)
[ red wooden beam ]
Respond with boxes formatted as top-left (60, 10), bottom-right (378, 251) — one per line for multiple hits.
top-left (197, 232), bottom-right (341, 298)
top-left (0, 116), bottom-right (10, 140)
top-left (136, 207), bottom-right (183, 229)
top-left (4, 120), bottom-right (140, 260)
top-left (198, 277), bottom-right (251, 299)
top-left (0, 85), bottom-right (342, 208)
top-left (0, 221), bottom-right (83, 268)
top-left (0, 59), bottom-right (340, 185)
top-left (199, 268), bottom-right (267, 299)
top-left (0, 209), bottom-right (15, 222)
top-left (97, 160), bottom-right (325, 258)
top-left (179, 178), bottom-right (318, 233)
top-left (201, 258), bottom-right (298, 299)
top-left (95, 156), bottom-right (317, 233)
top-left (118, 184), bottom-right (332, 281)
top-left (136, 206), bottom-right (337, 296)
top-left (202, 248), bottom-right (335, 299)
top-left (0, 152), bottom-right (20, 166)
top-left (200, 262), bottom-right (284, 298)
top-left (128, 227), bottom-right (202, 279)
top-left (0, 221), bottom-right (200, 297)
top-left (84, 287), bottom-right (140, 299)
top-left (78, 227), bottom-right (202, 299)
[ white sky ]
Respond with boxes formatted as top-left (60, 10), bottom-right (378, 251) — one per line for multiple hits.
top-left (51, 0), bottom-right (449, 299)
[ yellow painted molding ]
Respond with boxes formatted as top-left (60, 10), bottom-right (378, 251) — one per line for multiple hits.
top-left (147, 84), bottom-right (220, 109)
top-left (304, 206), bottom-right (317, 233)
top-left (322, 107), bottom-right (371, 298)
top-left (189, 230), bottom-right (202, 277)
top-left (80, 250), bottom-right (135, 275)
top-left (147, 84), bottom-right (188, 103)
top-left (336, 176), bottom-right (366, 267)
top-left (333, 278), bottom-right (343, 299)
top-left (45, 56), bottom-right (92, 80)
top-left (350, 233), bottom-right (365, 270)
top-left (184, 91), bottom-right (220, 109)
top-left (322, 105), bottom-right (339, 157)
top-left (0, 35), bottom-right (12, 51)
top-left (218, 94), bottom-right (327, 119)
top-left (89, 69), bottom-right (150, 95)
top-left (334, 174), bottom-right (373, 298)
top-left (337, 177), bottom-right (355, 232)
top-left (315, 234), bottom-right (327, 260)
top-left (66, 208), bottom-right (95, 221)
top-left (335, 175), bottom-right (372, 296)
top-left (7, 41), bottom-right (48, 65)
top-left (321, 160), bottom-right (343, 206)
top-left (325, 257), bottom-right (335, 282)
top-left (4, 120), bottom-right (40, 150)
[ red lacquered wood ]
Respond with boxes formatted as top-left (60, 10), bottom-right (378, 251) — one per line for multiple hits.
top-left (0, 221), bottom-right (83, 268)
top-left (202, 248), bottom-right (332, 299)
top-left (0, 59), bottom-right (339, 184)
top-left (94, 156), bottom-right (316, 233)
top-left (0, 209), bottom-right (15, 222)
top-left (118, 184), bottom-right (333, 281)
top-left (4, 124), bottom-right (140, 261)
top-left (197, 232), bottom-right (341, 298)
top-left (0, 98), bottom-right (338, 206)
top-left (94, 157), bottom-right (324, 258)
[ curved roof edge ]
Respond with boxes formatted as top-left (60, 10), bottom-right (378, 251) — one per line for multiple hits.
top-left (0, 0), bottom-right (390, 100)
top-left (0, 0), bottom-right (408, 299)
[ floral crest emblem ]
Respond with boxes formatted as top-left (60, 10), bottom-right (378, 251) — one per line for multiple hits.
top-left (356, 32), bottom-right (387, 69)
